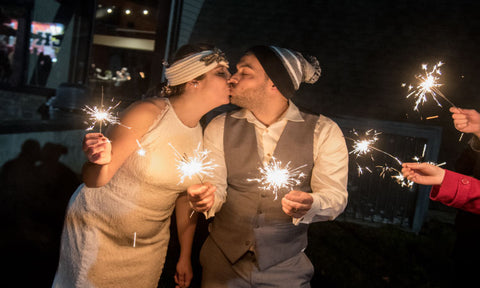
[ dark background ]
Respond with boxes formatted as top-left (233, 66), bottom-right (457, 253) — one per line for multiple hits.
top-left (1, 0), bottom-right (479, 287)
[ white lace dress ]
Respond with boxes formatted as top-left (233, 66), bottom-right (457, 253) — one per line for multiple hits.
top-left (53, 98), bottom-right (202, 288)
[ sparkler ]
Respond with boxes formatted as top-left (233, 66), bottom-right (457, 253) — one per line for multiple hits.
top-left (377, 165), bottom-right (414, 188)
top-left (346, 129), bottom-right (403, 178)
top-left (169, 143), bottom-right (218, 218)
top-left (82, 86), bottom-right (146, 157)
top-left (345, 129), bottom-right (421, 187)
top-left (83, 86), bottom-right (130, 133)
top-left (403, 61), bottom-right (456, 111)
top-left (403, 62), bottom-right (464, 141)
top-left (248, 157), bottom-right (307, 201)
top-left (169, 143), bottom-right (218, 184)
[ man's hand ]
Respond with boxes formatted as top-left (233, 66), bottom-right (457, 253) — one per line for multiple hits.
top-left (281, 190), bottom-right (313, 218)
top-left (187, 183), bottom-right (216, 213)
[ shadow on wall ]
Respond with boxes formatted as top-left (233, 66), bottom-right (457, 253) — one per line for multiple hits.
top-left (0, 139), bottom-right (81, 287)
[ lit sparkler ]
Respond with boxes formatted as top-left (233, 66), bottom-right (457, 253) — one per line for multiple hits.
top-left (346, 129), bottom-right (402, 178)
top-left (377, 165), bottom-right (414, 188)
top-left (170, 142), bottom-right (218, 218)
top-left (345, 129), bottom-right (430, 187)
top-left (402, 62), bottom-right (463, 141)
top-left (402, 61), bottom-right (456, 112)
top-left (248, 157), bottom-right (307, 200)
top-left (83, 87), bottom-right (130, 132)
top-left (169, 143), bottom-right (218, 184)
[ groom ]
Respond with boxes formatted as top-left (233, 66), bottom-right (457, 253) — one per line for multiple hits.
top-left (189, 45), bottom-right (349, 287)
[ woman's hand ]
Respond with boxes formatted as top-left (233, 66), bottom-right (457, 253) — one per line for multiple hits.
top-left (401, 162), bottom-right (446, 186)
top-left (187, 183), bottom-right (216, 213)
top-left (82, 133), bottom-right (111, 165)
top-left (174, 256), bottom-right (193, 288)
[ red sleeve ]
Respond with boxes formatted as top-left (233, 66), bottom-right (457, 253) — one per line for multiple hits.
top-left (430, 170), bottom-right (480, 214)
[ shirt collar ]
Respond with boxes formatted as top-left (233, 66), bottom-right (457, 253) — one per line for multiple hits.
top-left (231, 100), bottom-right (304, 126)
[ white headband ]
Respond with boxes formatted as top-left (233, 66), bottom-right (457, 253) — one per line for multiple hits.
top-left (164, 49), bottom-right (229, 86)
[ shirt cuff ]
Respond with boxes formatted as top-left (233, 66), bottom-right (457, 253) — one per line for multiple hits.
top-left (202, 192), bottom-right (225, 219)
top-left (298, 194), bottom-right (322, 224)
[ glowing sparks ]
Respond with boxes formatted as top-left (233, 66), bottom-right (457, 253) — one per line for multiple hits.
top-left (346, 129), bottom-right (402, 168)
top-left (377, 165), bottom-right (414, 188)
top-left (83, 102), bottom-right (123, 132)
top-left (348, 129), bottom-right (380, 157)
top-left (345, 129), bottom-right (426, 187)
top-left (403, 61), bottom-right (456, 112)
top-left (403, 62), bottom-right (464, 141)
top-left (248, 157), bottom-right (307, 200)
top-left (83, 87), bottom-right (130, 132)
top-left (169, 143), bottom-right (217, 184)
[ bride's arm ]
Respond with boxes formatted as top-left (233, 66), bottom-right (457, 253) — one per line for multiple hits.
top-left (82, 100), bottom-right (165, 187)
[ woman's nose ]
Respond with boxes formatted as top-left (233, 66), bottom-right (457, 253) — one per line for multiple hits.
top-left (228, 76), bottom-right (238, 84)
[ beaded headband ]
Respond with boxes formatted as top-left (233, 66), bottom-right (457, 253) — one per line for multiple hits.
top-left (164, 48), bottom-right (229, 86)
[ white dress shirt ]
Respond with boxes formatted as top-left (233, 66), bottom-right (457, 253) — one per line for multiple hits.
top-left (203, 100), bottom-right (349, 224)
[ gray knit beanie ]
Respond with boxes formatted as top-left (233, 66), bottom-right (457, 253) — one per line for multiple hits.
top-left (248, 45), bottom-right (321, 98)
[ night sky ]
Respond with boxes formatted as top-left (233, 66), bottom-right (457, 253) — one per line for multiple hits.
top-left (190, 0), bottom-right (480, 170)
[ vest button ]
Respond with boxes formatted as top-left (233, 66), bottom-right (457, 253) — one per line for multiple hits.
top-left (261, 193), bottom-right (267, 198)
top-left (461, 178), bottom-right (470, 185)
top-left (245, 240), bottom-right (251, 246)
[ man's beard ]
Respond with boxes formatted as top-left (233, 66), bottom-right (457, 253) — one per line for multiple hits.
top-left (230, 86), bottom-right (265, 109)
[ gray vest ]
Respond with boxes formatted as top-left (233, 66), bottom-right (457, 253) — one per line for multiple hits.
top-left (209, 110), bottom-right (318, 270)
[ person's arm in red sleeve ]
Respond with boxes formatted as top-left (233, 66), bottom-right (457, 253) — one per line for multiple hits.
top-left (430, 170), bottom-right (480, 214)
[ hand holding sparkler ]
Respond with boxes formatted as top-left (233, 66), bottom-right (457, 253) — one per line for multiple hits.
top-left (401, 162), bottom-right (446, 186)
top-left (187, 183), bottom-right (216, 213)
top-left (82, 133), bottom-right (112, 165)
top-left (170, 143), bottom-right (218, 217)
top-left (450, 107), bottom-right (480, 138)
top-left (281, 190), bottom-right (313, 220)
top-left (403, 62), bottom-right (466, 141)
top-left (248, 157), bottom-right (308, 225)
top-left (248, 157), bottom-right (307, 200)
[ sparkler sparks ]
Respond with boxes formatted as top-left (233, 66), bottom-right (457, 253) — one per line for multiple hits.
top-left (83, 87), bottom-right (130, 132)
top-left (83, 102), bottom-right (122, 132)
top-left (346, 129), bottom-right (403, 178)
top-left (403, 62), bottom-right (464, 141)
top-left (169, 143), bottom-right (218, 184)
top-left (345, 129), bottom-right (428, 187)
top-left (402, 61), bottom-right (456, 112)
top-left (248, 157), bottom-right (307, 200)
top-left (377, 165), bottom-right (414, 188)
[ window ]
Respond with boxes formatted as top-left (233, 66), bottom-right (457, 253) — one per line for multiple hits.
top-left (89, 0), bottom-right (162, 104)
top-left (0, 0), bottom-right (94, 91)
